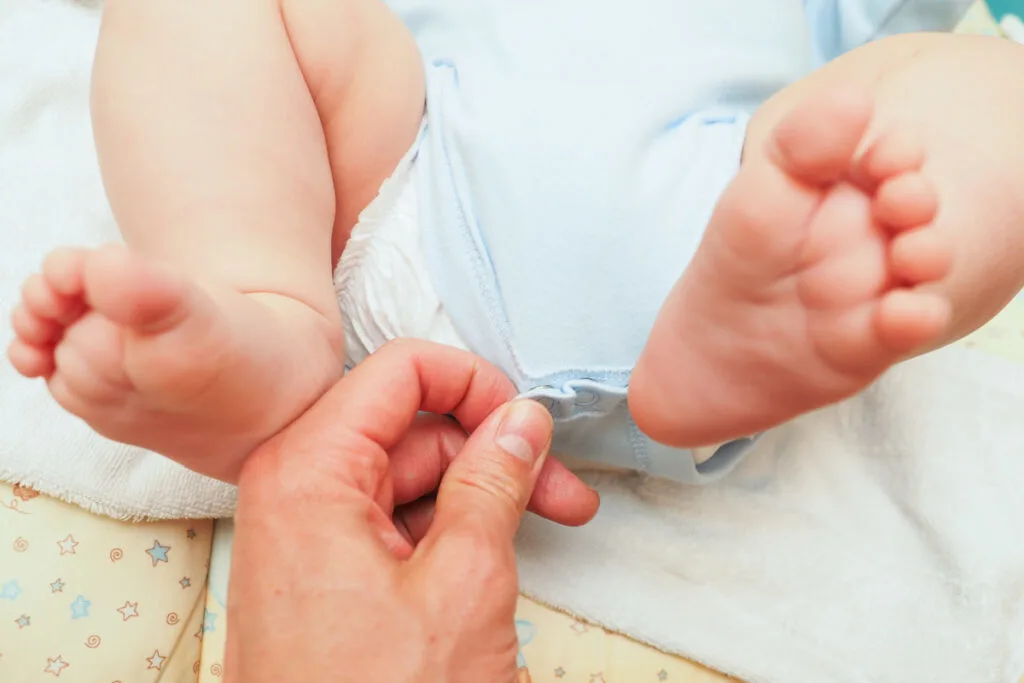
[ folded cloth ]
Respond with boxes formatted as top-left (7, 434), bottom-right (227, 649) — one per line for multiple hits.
top-left (0, 0), bottom-right (236, 520)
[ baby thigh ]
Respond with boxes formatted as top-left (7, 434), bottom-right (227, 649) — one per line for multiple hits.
top-left (282, 0), bottom-right (426, 252)
top-left (746, 33), bottom-right (1024, 341)
top-left (94, 0), bottom-right (423, 308)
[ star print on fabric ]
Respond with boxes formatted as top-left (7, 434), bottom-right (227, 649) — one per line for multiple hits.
top-left (50, 578), bottom-right (64, 593)
top-left (15, 614), bottom-right (30, 629)
top-left (180, 577), bottom-right (191, 589)
top-left (570, 621), bottom-right (588, 635)
top-left (658, 670), bottom-right (669, 681)
top-left (589, 674), bottom-right (606, 683)
top-left (0, 580), bottom-right (22, 601)
top-left (186, 527), bottom-right (196, 540)
top-left (146, 650), bottom-right (166, 670)
top-left (202, 609), bottom-right (217, 633)
top-left (554, 667), bottom-right (566, 678)
top-left (44, 655), bottom-right (69, 677)
top-left (116, 601), bottom-right (139, 621)
top-left (56, 534), bottom-right (78, 556)
top-left (146, 540), bottom-right (171, 566)
top-left (70, 595), bottom-right (91, 619)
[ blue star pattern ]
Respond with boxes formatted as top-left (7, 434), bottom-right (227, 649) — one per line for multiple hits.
top-left (70, 595), bottom-right (91, 619)
top-left (0, 482), bottom-right (221, 677)
top-left (0, 579), bottom-right (22, 601)
top-left (202, 609), bottom-right (217, 633)
top-left (146, 540), bottom-right (171, 566)
top-left (44, 655), bottom-right (69, 677)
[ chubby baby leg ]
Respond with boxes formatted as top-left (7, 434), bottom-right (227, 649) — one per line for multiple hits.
top-left (631, 33), bottom-right (1024, 448)
top-left (7, 0), bottom-right (424, 482)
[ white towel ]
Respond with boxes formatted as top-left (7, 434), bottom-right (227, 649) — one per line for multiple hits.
top-left (516, 343), bottom-right (1024, 683)
top-left (0, 0), bottom-right (236, 520)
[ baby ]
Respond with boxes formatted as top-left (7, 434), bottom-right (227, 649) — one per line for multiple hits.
top-left (7, 0), bottom-right (1024, 484)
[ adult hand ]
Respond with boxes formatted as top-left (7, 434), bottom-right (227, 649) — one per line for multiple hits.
top-left (226, 340), bottom-right (597, 683)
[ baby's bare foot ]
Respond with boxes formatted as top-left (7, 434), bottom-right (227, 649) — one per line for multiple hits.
top-left (7, 245), bottom-right (342, 482)
top-left (630, 88), bottom-right (952, 448)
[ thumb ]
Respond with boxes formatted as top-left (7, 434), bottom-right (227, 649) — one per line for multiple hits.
top-left (422, 399), bottom-right (553, 554)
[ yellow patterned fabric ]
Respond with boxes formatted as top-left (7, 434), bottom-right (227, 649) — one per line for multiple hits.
top-left (0, 484), bottom-right (213, 682)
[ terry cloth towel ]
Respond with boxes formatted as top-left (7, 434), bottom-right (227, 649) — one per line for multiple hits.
top-left (0, 0), bottom-right (236, 520)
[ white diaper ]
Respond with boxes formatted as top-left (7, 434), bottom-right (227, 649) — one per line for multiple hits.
top-left (334, 137), bottom-right (467, 368)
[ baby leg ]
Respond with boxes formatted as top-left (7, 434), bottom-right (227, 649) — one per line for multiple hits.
top-left (6, 0), bottom-right (424, 482)
top-left (631, 34), bottom-right (1024, 448)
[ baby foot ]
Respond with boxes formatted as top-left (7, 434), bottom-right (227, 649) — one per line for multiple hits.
top-left (630, 88), bottom-right (952, 448)
top-left (7, 246), bottom-right (343, 482)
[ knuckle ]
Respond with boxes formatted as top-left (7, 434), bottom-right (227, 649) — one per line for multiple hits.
top-left (452, 456), bottom-right (525, 513)
top-left (440, 524), bottom-right (512, 582)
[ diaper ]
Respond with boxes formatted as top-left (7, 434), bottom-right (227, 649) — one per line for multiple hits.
top-left (335, 128), bottom-right (468, 369)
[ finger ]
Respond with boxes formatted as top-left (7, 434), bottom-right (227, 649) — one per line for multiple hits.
top-left (394, 497), bottom-right (436, 545)
top-left (529, 462), bottom-right (600, 527)
top-left (390, 414), bottom-right (599, 527)
top-left (336, 339), bottom-right (517, 452)
top-left (242, 340), bottom-right (516, 505)
top-left (390, 414), bottom-right (466, 506)
top-left (422, 400), bottom-right (553, 560)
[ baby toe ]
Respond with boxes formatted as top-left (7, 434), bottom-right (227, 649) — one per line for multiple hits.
top-left (21, 273), bottom-right (84, 324)
top-left (890, 227), bottom-right (952, 284)
top-left (873, 171), bottom-right (938, 232)
top-left (42, 247), bottom-right (87, 297)
top-left (51, 314), bottom-right (131, 405)
top-left (874, 290), bottom-right (951, 353)
top-left (7, 339), bottom-right (54, 378)
top-left (768, 87), bottom-right (873, 186)
top-left (11, 304), bottom-right (63, 346)
top-left (855, 128), bottom-right (925, 188)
